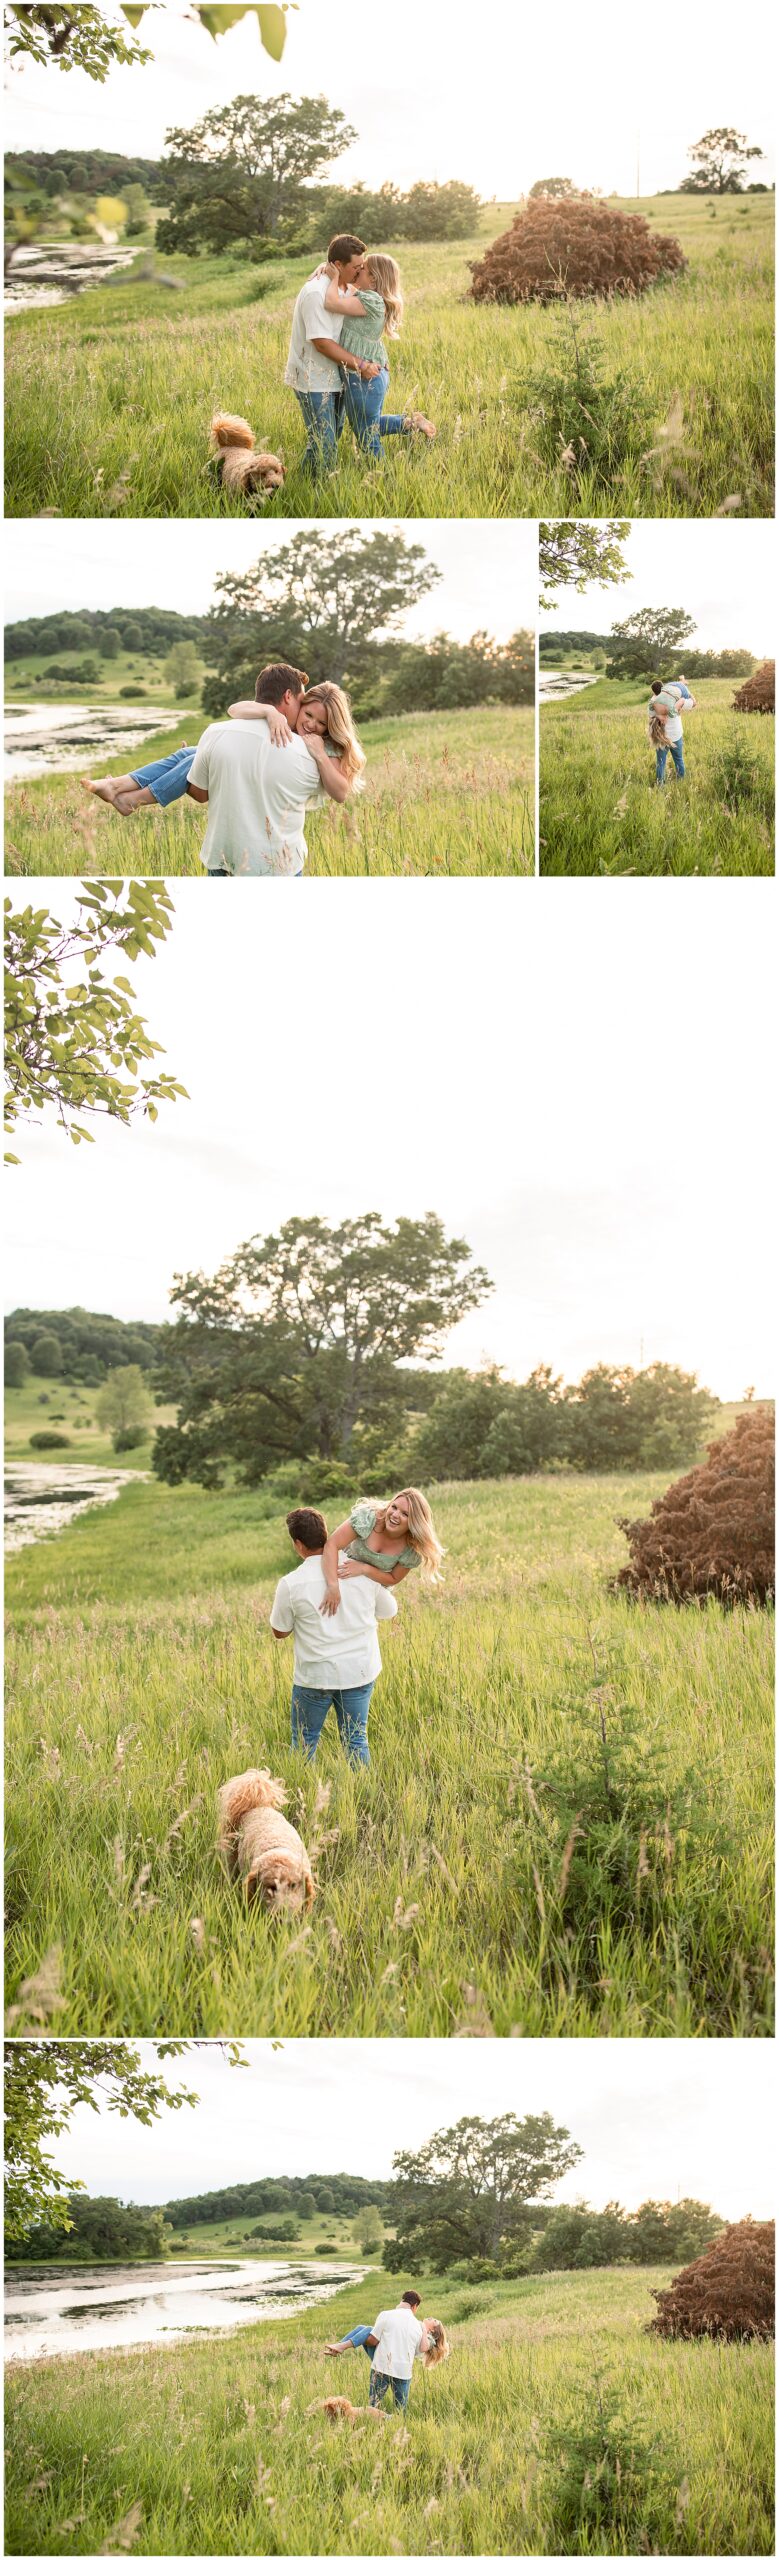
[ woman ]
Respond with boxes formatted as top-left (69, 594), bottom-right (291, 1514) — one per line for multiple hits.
top-left (83, 682), bottom-right (366, 817)
top-left (321, 252), bottom-right (436, 459)
top-left (319, 1490), bottom-right (444, 1618)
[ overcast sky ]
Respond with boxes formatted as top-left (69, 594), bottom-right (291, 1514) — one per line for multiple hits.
top-left (40, 2038), bottom-right (776, 2220)
top-left (541, 520), bottom-right (776, 655)
top-left (4, 0), bottom-right (774, 197)
top-left (4, 521), bottom-right (535, 647)
top-left (5, 881), bottom-right (774, 1397)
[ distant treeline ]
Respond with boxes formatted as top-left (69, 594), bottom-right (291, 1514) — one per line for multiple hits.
top-left (6, 149), bottom-right (168, 199)
top-left (6, 612), bottom-right (535, 718)
top-left (7, 2195), bottom-right (170, 2264)
top-left (540, 631), bottom-right (757, 679)
top-left (383, 2196), bottom-right (725, 2281)
top-left (165, 2176), bottom-right (392, 2226)
top-left (6, 609), bottom-right (211, 662)
top-left (5, 1307), bottom-right (169, 1384)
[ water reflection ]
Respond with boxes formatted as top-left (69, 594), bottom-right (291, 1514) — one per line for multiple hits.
top-left (5, 1464), bottom-right (141, 1555)
top-left (5, 701), bottom-right (175, 784)
top-left (5, 2258), bottom-right (364, 2364)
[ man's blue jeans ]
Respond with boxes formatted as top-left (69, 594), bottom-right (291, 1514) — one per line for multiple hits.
top-left (291, 1681), bottom-right (374, 1764)
top-left (343, 368), bottom-right (407, 460)
top-left (655, 740), bottom-right (685, 783)
top-left (369, 2367), bottom-right (411, 2412)
top-left (294, 388), bottom-right (344, 474)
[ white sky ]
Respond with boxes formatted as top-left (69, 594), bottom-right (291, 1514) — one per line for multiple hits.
top-left (40, 2039), bottom-right (777, 2220)
top-left (3, 521), bottom-right (535, 648)
top-left (4, 0), bottom-right (774, 198)
top-left (541, 521), bottom-right (776, 655)
top-left (4, 881), bottom-right (775, 1399)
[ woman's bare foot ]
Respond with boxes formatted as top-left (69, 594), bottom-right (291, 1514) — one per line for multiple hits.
top-left (82, 776), bottom-right (120, 805)
top-left (405, 412), bottom-right (436, 441)
top-left (324, 2342), bottom-right (347, 2356)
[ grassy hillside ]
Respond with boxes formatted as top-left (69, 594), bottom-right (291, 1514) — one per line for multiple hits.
top-left (4, 196), bottom-right (773, 518)
top-left (540, 678), bottom-right (774, 875)
top-left (4, 1375), bottom-right (175, 1470)
top-left (4, 2263), bottom-right (774, 2555)
top-left (168, 2212), bottom-right (379, 2262)
top-left (5, 648), bottom-right (206, 707)
top-left (5, 1472), bottom-right (773, 2038)
top-left (3, 704), bottom-right (535, 876)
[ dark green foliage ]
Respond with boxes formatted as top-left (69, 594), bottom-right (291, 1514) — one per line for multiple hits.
top-left (29, 1430), bottom-right (71, 1449)
top-left (710, 737), bottom-right (771, 814)
top-left (388, 2113), bottom-right (583, 2273)
top-left (4, 1341), bottom-right (30, 1387)
top-left (5, 1308), bottom-right (168, 1384)
top-left (541, 2379), bottom-right (681, 2553)
top-left (30, 1330), bottom-right (64, 1376)
top-left (6, 2194), bottom-right (171, 2264)
top-left (6, 607), bottom-right (212, 661)
top-left (165, 2175), bottom-right (390, 2228)
top-left (157, 94), bottom-right (357, 254)
top-left (526, 314), bottom-right (654, 493)
top-left (113, 1424), bottom-right (148, 1451)
top-left (416, 1360), bottom-right (716, 1480)
top-left (202, 526), bottom-right (440, 709)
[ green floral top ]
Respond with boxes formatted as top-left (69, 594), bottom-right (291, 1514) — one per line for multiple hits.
top-left (346, 1499), bottom-right (419, 1574)
top-left (338, 288), bottom-right (388, 371)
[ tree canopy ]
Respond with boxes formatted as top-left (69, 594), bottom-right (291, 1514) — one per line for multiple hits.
top-left (206, 528), bottom-right (440, 697)
top-left (386, 2113), bottom-right (583, 2271)
top-left (4, 2042), bottom-right (201, 2246)
top-left (4, 880), bottom-right (187, 1164)
top-left (539, 521), bottom-right (631, 598)
top-left (5, 4), bottom-right (291, 81)
top-left (682, 128), bottom-right (764, 193)
top-left (158, 90), bottom-right (354, 251)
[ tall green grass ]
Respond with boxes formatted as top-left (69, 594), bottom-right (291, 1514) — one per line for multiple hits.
top-left (540, 680), bottom-right (774, 875)
top-left (4, 2265), bottom-right (774, 2554)
top-left (5, 1475), bottom-right (773, 2037)
top-left (4, 197), bottom-right (773, 518)
top-left (4, 706), bottom-right (534, 877)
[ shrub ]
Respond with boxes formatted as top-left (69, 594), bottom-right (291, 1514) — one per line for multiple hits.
top-left (733, 659), bottom-right (774, 714)
top-left (29, 1430), bottom-right (71, 1450)
top-left (113, 1424), bottom-right (148, 1451)
top-left (615, 1410), bottom-right (775, 1605)
top-left (525, 314), bottom-right (654, 493)
top-left (710, 737), bottom-right (769, 814)
top-left (470, 195), bottom-right (685, 302)
top-left (650, 2220), bottom-right (775, 2341)
top-left (541, 2380), bottom-right (680, 2550)
top-left (5, 1342), bottom-right (30, 1387)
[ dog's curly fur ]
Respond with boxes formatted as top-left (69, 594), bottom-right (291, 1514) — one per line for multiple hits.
top-left (217, 1768), bottom-right (315, 1915)
top-left (210, 412), bottom-right (285, 497)
top-left (306, 2396), bottom-right (387, 2424)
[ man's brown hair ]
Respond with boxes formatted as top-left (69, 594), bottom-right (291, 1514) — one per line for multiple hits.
top-left (254, 663), bottom-right (308, 705)
top-left (286, 1507), bottom-right (327, 1552)
top-left (328, 233), bottom-right (366, 263)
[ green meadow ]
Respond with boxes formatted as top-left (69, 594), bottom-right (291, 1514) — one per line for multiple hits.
top-left (4, 1471), bottom-right (773, 2039)
top-left (4, 2264), bottom-right (774, 2556)
top-left (540, 678), bottom-right (775, 876)
top-left (3, 705), bottom-right (534, 877)
top-left (4, 195), bottom-right (773, 519)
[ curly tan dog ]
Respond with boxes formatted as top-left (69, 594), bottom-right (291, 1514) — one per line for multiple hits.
top-left (217, 1768), bottom-right (315, 1914)
top-left (306, 2397), bottom-right (387, 2425)
top-left (210, 413), bottom-right (285, 497)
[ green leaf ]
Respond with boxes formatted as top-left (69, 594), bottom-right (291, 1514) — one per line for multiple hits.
top-left (120, 6), bottom-right (149, 24)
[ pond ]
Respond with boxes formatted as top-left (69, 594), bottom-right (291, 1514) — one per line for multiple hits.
top-left (4, 2257), bottom-right (364, 2364)
top-left (539, 671), bottom-right (602, 703)
top-left (5, 701), bottom-right (176, 784)
top-left (4, 241), bottom-right (140, 315)
top-left (4, 1463), bottom-right (140, 1555)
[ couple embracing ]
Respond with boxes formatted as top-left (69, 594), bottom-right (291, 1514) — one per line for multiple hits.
top-left (86, 661), bottom-right (365, 877)
top-left (270, 1490), bottom-right (443, 1766)
top-left (285, 230), bottom-right (436, 475)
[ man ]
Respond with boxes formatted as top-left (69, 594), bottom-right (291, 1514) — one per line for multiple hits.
top-left (365, 2291), bottom-right (426, 2413)
top-left (284, 231), bottom-right (381, 475)
top-left (186, 663), bottom-right (336, 876)
top-left (647, 675), bottom-right (696, 787)
top-left (270, 1506), bottom-right (397, 1764)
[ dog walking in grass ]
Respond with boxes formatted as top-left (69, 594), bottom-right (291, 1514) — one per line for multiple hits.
top-left (217, 1768), bottom-right (315, 1913)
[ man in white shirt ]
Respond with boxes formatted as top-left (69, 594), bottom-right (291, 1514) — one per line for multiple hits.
top-left (647, 676), bottom-right (695, 786)
top-left (365, 2292), bottom-right (425, 2412)
top-left (284, 231), bottom-right (380, 475)
top-left (270, 1506), bottom-right (398, 1764)
top-left (187, 663), bottom-right (328, 876)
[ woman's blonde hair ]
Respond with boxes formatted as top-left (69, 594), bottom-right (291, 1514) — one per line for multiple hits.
top-left (363, 252), bottom-right (403, 336)
top-left (304, 682), bottom-right (366, 792)
top-left (384, 1487), bottom-right (444, 1582)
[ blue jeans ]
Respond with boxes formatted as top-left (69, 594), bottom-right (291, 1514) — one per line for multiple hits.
top-left (294, 388), bottom-right (344, 474)
top-left (130, 746), bottom-right (196, 806)
top-left (343, 368), bottom-right (407, 460)
top-left (369, 2368), bottom-right (410, 2412)
top-left (655, 740), bottom-right (685, 783)
top-left (291, 1682), bottom-right (374, 1764)
top-left (335, 2325), bottom-right (374, 2357)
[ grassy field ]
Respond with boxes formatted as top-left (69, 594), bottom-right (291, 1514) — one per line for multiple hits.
top-left (4, 1373), bottom-right (171, 1470)
top-left (3, 704), bottom-right (534, 877)
top-left (166, 2210), bottom-right (377, 2262)
top-left (4, 2263), bottom-right (774, 2555)
top-left (4, 195), bottom-right (773, 519)
top-left (540, 678), bottom-right (775, 875)
top-left (4, 1471), bottom-right (773, 2038)
top-left (5, 647), bottom-right (206, 707)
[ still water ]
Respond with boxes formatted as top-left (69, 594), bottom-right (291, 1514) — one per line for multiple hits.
top-left (539, 671), bottom-right (601, 702)
top-left (5, 241), bottom-right (139, 314)
top-left (4, 1463), bottom-right (140, 1555)
top-left (5, 701), bottom-right (175, 783)
top-left (4, 2258), bottom-right (363, 2364)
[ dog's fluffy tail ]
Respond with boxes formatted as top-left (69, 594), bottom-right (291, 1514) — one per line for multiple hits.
top-left (218, 1767), bottom-right (288, 1830)
top-left (210, 412), bottom-right (255, 453)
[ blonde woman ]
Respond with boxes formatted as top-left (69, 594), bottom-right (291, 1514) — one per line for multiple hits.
top-left (320, 251), bottom-right (436, 458)
top-left (319, 1490), bottom-right (444, 1618)
top-left (84, 672), bottom-right (365, 818)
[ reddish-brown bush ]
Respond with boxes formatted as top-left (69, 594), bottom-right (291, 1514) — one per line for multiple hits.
top-left (615, 1409), bottom-right (775, 1606)
top-left (649, 2220), bottom-right (775, 2341)
top-left (469, 195), bottom-right (686, 303)
top-left (733, 659), bottom-right (775, 714)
